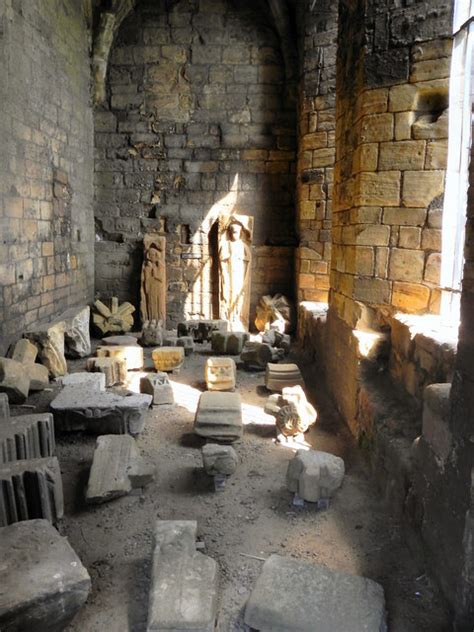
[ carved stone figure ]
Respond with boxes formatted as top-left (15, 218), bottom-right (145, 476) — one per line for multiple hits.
top-left (141, 234), bottom-right (166, 326)
top-left (218, 214), bottom-right (253, 332)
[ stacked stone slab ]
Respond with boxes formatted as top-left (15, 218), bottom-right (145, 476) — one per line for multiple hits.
top-left (140, 373), bottom-right (174, 405)
top-left (244, 555), bottom-right (386, 631)
top-left (86, 356), bottom-right (127, 386)
top-left (0, 519), bottom-right (91, 631)
top-left (211, 331), bottom-right (249, 355)
top-left (24, 321), bottom-right (68, 377)
top-left (265, 363), bottom-right (305, 391)
top-left (0, 456), bottom-right (64, 526)
top-left (50, 386), bottom-right (152, 434)
top-left (147, 520), bottom-right (218, 632)
top-left (96, 344), bottom-right (144, 370)
top-left (194, 392), bottom-right (243, 443)
top-left (287, 449), bottom-right (345, 503)
top-left (0, 412), bottom-right (55, 465)
top-left (86, 435), bottom-right (155, 504)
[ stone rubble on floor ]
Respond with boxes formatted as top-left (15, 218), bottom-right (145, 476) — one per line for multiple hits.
top-left (286, 449), bottom-right (345, 503)
top-left (86, 434), bottom-right (155, 504)
top-left (205, 357), bottom-right (236, 391)
top-left (194, 391), bottom-right (243, 443)
top-left (0, 519), bottom-right (91, 632)
top-left (10, 338), bottom-right (50, 392)
top-left (147, 520), bottom-right (218, 632)
top-left (140, 372), bottom-right (175, 405)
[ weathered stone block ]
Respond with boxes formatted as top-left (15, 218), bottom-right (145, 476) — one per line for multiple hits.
top-left (152, 346), bottom-right (185, 371)
top-left (378, 140), bottom-right (425, 170)
top-left (60, 372), bottom-right (106, 391)
top-left (205, 357), bottom-right (236, 391)
top-left (241, 341), bottom-right (285, 368)
top-left (353, 278), bottom-right (391, 304)
top-left (360, 113), bottom-right (394, 143)
top-left (86, 356), bottom-right (127, 386)
top-left (177, 319), bottom-right (228, 343)
top-left (382, 207), bottom-right (427, 226)
top-left (392, 282), bottom-right (430, 312)
top-left (402, 171), bottom-right (445, 207)
top-left (210, 331), bottom-right (250, 355)
top-left (0, 520), bottom-right (90, 631)
top-left (11, 339), bottom-right (38, 364)
top-left (355, 171), bottom-right (401, 207)
top-left (265, 363), bottom-right (304, 392)
top-left (287, 449), bottom-right (345, 502)
top-left (140, 373), bottom-right (174, 405)
top-left (96, 345), bottom-right (144, 371)
top-left (25, 363), bottom-right (50, 392)
top-left (202, 443), bottom-right (238, 476)
top-left (0, 358), bottom-right (30, 404)
top-left (177, 335), bottom-right (194, 356)
top-left (102, 335), bottom-right (138, 346)
top-left (0, 412), bottom-right (55, 465)
top-left (389, 248), bottom-right (425, 282)
top-left (194, 391), bottom-right (242, 443)
top-left (0, 393), bottom-right (9, 421)
top-left (24, 322), bottom-right (67, 378)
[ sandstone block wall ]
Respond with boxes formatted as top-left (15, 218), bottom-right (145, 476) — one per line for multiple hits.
top-left (0, 0), bottom-right (95, 353)
top-left (94, 0), bottom-right (297, 327)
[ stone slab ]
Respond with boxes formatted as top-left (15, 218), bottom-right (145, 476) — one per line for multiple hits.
top-left (86, 434), bottom-right (154, 504)
top-left (140, 373), bottom-right (174, 405)
top-left (244, 555), bottom-right (386, 632)
top-left (0, 357), bottom-right (30, 404)
top-left (202, 443), bottom-right (238, 476)
top-left (152, 346), bottom-right (185, 372)
top-left (24, 322), bottom-right (68, 377)
top-left (194, 391), bottom-right (242, 443)
top-left (147, 520), bottom-right (218, 632)
top-left (96, 345), bottom-right (144, 370)
top-left (59, 372), bottom-right (106, 391)
top-left (205, 357), bottom-right (236, 391)
top-left (50, 387), bottom-right (152, 435)
top-left (0, 519), bottom-right (91, 631)
top-left (0, 413), bottom-right (55, 465)
top-left (60, 305), bottom-right (92, 358)
top-left (265, 363), bottom-right (305, 392)
top-left (287, 450), bottom-right (345, 502)
top-left (0, 457), bottom-right (63, 526)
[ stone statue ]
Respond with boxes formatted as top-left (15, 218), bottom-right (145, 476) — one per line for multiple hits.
top-left (218, 214), bottom-right (253, 332)
top-left (140, 234), bottom-right (166, 326)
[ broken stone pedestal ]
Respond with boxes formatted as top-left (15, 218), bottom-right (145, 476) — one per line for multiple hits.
top-left (286, 449), bottom-right (345, 503)
top-left (140, 373), bottom-right (174, 405)
top-left (0, 411), bottom-right (55, 464)
top-left (24, 321), bottom-right (68, 377)
top-left (50, 387), bottom-right (152, 434)
top-left (265, 362), bottom-right (305, 392)
top-left (205, 357), bottom-right (236, 391)
top-left (244, 554), bottom-right (386, 632)
top-left (202, 443), bottom-right (238, 476)
top-left (86, 435), bottom-right (154, 504)
top-left (0, 357), bottom-right (30, 403)
top-left (0, 457), bottom-right (63, 526)
top-left (60, 305), bottom-right (92, 358)
top-left (0, 519), bottom-right (91, 631)
top-left (211, 331), bottom-right (249, 355)
top-left (86, 356), bottom-right (127, 386)
top-left (96, 344), bottom-right (144, 371)
top-left (194, 391), bottom-right (242, 443)
top-left (147, 520), bottom-right (218, 632)
top-left (152, 346), bottom-right (185, 372)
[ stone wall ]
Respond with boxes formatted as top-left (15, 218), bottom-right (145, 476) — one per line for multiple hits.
top-left (94, 0), bottom-right (297, 328)
top-left (0, 0), bottom-right (95, 353)
top-left (295, 0), bottom-right (337, 304)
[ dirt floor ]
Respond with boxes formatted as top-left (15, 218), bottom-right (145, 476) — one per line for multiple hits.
top-left (18, 340), bottom-right (453, 631)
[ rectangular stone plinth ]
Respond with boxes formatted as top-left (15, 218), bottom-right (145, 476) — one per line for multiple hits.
top-left (152, 346), bottom-right (185, 372)
top-left (96, 344), bottom-right (144, 370)
top-left (0, 412), bottom-right (55, 464)
top-left (147, 520), bottom-right (218, 632)
top-left (0, 519), bottom-right (91, 631)
top-left (194, 391), bottom-right (242, 442)
top-left (0, 457), bottom-right (63, 526)
top-left (265, 363), bottom-right (305, 392)
top-left (205, 357), bottom-right (236, 391)
top-left (50, 387), bottom-right (152, 435)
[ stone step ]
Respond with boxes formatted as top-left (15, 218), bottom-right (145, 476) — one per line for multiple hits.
top-left (86, 434), bottom-right (155, 504)
top-left (0, 456), bottom-right (64, 526)
top-left (0, 519), bottom-right (90, 631)
top-left (147, 520), bottom-right (218, 632)
top-left (0, 412), bottom-right (55, 464)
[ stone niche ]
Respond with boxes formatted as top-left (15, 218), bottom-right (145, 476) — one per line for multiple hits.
top-left (94, 0), bottom-right (297, 328)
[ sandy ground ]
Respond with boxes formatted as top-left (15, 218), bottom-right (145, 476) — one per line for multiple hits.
top-left (18, 340), bottom-right (452, 631)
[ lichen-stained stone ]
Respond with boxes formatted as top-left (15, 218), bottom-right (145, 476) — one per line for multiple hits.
top-left (205, 357), bottom-right (236, 391)
top-left (0, 457), bottom-right (63, 526)
top-left (152, 346), bottom-right (185, 372)
top-left (60, 306), bottom-right (92, 358)
top-left (50, 387), bottom-right (152, 435)
top-left (0, 413), bottom-right (55, 465)
top-left (86, 356), bottom-right (127, 386)
top-left (147, 521), bottom-right (218, 632)
top-left (24, 322), bottom-right (68, 378)
top-left (96, 344), bottom-right (144, 371)
top-left (194, 391), bottom-right (242, 443)
top-left (286, 449), bottom-right (345, 502)
top-left (140, 373), bottom-right (174, 405)
top-left (0, 358), bottom-right (30, 404)
top-left (244, 555), bottom-right (386, 632)
top-left (0, 519), bottom-right (91, 631)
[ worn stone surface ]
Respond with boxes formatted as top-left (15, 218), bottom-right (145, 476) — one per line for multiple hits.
top-left (287, 449), bottom-right (345, 502)
top-left (25, 363), bottom-right (50, 392)
top-left (152, 346), bottom-right (185, 372)
top-left (211, 331), bottom-right (250, 355)
top-left (24, 322), bottom-right (68, 377)
top-left (86, 434), bottom-right (154, 504)
top-left (0, 457), bottom-right (63, 526)
top-left (61, 306), bottom-right (92, 358)
top-left (202, 443), bottom-right (238, 476)
top-left (265, 363), bottom-right (305, 392)
top-left (0, 519), bottom-right (91, 632)
top-left (59, 372), bottom-right (106, 391)
top-left (86, 356), bottom-right (127, 386)
top-left (0, 358), bottom-right (30, 404)
top-left (267, 386), bottom-right (318, 438)
top-left (140, 373), bottom-right (174, 405)
top-left (141, 234), bottom-right (166, 326)
top-left (50, 387), bottom-right (152, 434)
top-left (205, 357), bottom-right (236, 392)
top-left (194, 391), bottom-right (242, 443)
top-left (0, 412), bottom-right (55, 465)
top-left (96, 344), bottom-right (144, 371)
top-left (147, 520), bottom-right (218, 632)
top-left (244, 554), bottom-right (386, 631)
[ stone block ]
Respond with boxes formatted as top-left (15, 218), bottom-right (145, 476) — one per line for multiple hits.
top-left (287, 449), bottom-right (345, 502)
top-left (355, 171), bottom-right (400, 207)
top-left (59, 372), bottom-right (106, 391)
top-left (0, 413), bottom-right (55, 465)
top-left (211, 331), bottom-right (249, 354)
top-left (352, 278), bottom-right (391, 304)
top-left (24, 322), bottom-right (67, 377)
top-left (140, 373), bottom-right (174, 405)
top-left (147, 520), bottom-right (218, 632)
top-left (177, 335), bottom-right (194, 356)
top-left (402, 171), bottom-right (445, 207)
top-left (0, 457), bottom-right (63, 526)
top-left (392, 282), bottom-right (430, 312)
top-left (92, 298), bottom-right (135, 334)
top-left (205, 357), bottom-right (236, 391)
top-left (152, 346), bottom-right (185, 372)
top-left (11, 339), bottom-right (38, 364)
top-left (0, 520), bottom-right (90, 631)
top-left (244, 555), bottom-right (386, 632)
top-left (422, 383), bottom-right (452, 461)
top-left (382, 207), bottom-right (427, 226)
top-left (60, 306), bottom-right (91, 358)
top-left (270, 386), bottom-right (317, 438)
top-left (163, 335), bottom-right (179, 347)
top-left (265, 363), bottom-right (305, 392)
top-left (389, 249), bottom-right (425, 282)
top-left (360, 113), bottom-right (394, 143)
top-left (240, 341), bottom-right (285, 368)
top-left (412, 110), bottom-right (448, 140)
top-left (86, 356), bottom-right (127, 386)
top-left (96, 345), bottom-right (144, 371)
top-left (0, 358), bottom-right (30, 404)
top-left (177, 319), bottom-right (228, 343)
top-left (378, 140), bottom-right (425, 170)
top-left (86, 434), bottom-right (155, 504)
top-left (194, 391), bottom-right (242, 443)
top-left (202, 443), bottom-right (238, 476)
top-left (140, 320), bottom-right (163, 347)
top-left (50, 387), bottom-right (152, 435)
top-left (25, 363), bottom-right (50, 391)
